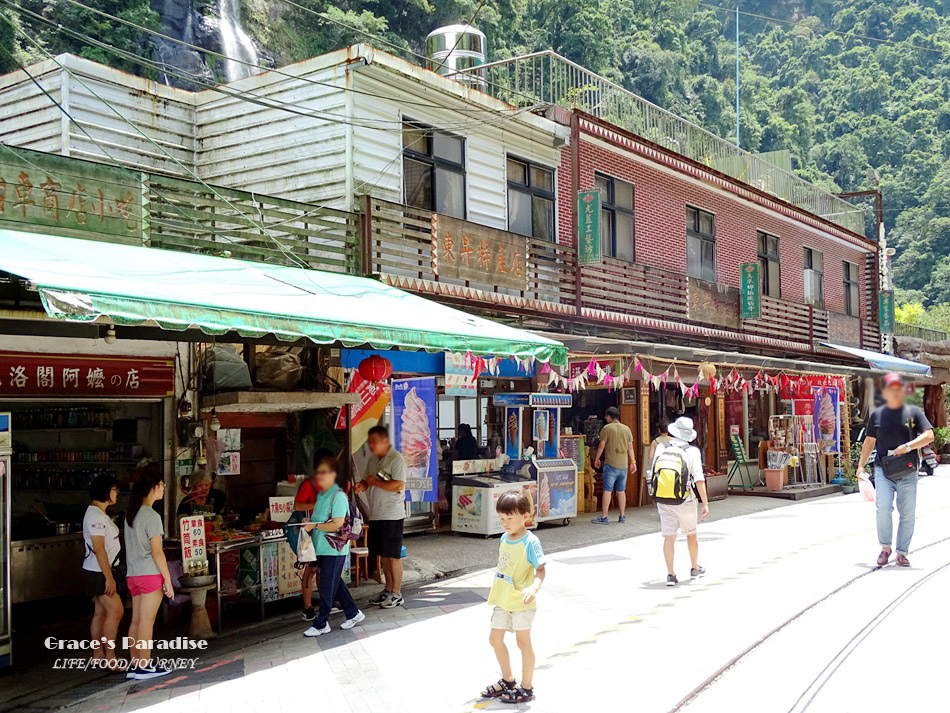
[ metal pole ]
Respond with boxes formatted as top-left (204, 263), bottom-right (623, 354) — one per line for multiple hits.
top-left (735, 6), bottom-right (740, 148)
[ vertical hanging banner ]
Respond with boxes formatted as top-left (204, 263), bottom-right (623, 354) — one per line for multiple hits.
top-left (335, 372), bottom-right (392, 453)
top-left (577, 190), bottom-right (601, 265)
top-left (879, 290), bottom-right (895, 334)
top-left (740, 262), bottom-right (761, 319)
top-left (812, 386), bottom-right (840, 454)
top-left (392, 377), bottom-right (437, 503)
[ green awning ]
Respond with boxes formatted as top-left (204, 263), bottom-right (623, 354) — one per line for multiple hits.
top-left (0, 229), bottom-right (566, 365)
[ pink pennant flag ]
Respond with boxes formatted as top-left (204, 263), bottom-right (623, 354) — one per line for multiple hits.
top-left (541, 361), bottom-right (551, 374)
top-left (587, 358), bottom-right (598, 376)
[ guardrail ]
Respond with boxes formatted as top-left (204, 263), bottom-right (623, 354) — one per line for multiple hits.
top-left (895, 322), bottom-right (947, 342)
top-left (461, 51), bottom-right (866, 235)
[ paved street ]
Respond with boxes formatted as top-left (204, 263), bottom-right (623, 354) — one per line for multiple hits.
top-left (9, 473), bottom-right (950, 713)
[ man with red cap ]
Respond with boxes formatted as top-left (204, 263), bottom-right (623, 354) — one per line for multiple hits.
top-left (857, 373), bottom-right (934, 567)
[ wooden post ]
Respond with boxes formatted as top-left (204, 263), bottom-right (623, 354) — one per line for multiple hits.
top-left (361, 194), bottom-right (373, 276)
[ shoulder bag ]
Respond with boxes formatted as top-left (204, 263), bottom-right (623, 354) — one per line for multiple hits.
top-left (879, 405), bottom-right (919, 482)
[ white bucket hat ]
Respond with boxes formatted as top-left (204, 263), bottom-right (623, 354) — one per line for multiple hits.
top-left (667, 416), bottom-right (697, 443)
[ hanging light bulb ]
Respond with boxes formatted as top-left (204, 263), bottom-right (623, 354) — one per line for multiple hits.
top-left (209, 408), bottom-right (221, 433)
top-left (104, 325), bottom-right (117, 344)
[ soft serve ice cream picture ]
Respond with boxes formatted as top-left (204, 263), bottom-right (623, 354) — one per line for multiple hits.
top-left (400, 385), bottom-right (433, 501)
top-left (814, 388), bottom-right (839, 453)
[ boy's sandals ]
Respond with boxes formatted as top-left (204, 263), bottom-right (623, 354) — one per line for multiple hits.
top-left (481, 678), bottom-right (516, 698)
top-left (501, 686), bottom-right (535, 704)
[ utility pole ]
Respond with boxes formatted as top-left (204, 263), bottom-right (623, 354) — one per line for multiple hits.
top-left (735, 6), bottom-right (740, 148)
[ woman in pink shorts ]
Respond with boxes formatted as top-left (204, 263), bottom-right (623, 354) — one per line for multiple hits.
top-left (123, 469), bottom-right (174, 680)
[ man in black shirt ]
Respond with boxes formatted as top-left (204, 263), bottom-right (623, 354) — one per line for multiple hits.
top-left (857, 373), bottom-right (933, 567)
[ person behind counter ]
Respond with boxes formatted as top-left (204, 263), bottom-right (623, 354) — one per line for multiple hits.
top-left (82, 474), bottom-right (123, 669)
top-left (124, 470), bottom-right (174, 680)
top-left (302, 456), bottom-right (364, 636)
top-left (454, 423), bottom-right (479, 461)
top-left (176, 471), bottom-right (226, 517)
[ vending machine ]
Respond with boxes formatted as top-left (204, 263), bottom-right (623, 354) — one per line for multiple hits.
top-left (0, 412), bottom-right (12, 668)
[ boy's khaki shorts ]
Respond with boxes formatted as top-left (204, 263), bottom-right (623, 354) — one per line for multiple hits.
top-left (490, 606), bottom-right (536, 631)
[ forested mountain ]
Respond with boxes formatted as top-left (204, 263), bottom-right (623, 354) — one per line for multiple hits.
top-left (3, 0), bottom-right (950, 308)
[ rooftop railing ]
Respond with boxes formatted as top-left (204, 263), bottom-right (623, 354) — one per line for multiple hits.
top-left (462, 51), bottom-right (866, 235)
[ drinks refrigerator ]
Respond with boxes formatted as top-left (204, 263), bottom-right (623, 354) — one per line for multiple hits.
top-left (0, 412), bottom-right (11, 668)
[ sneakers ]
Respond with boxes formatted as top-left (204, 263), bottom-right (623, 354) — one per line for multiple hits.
top-left (370, 589), bottom-right (391, 605)
top-left (302, 606), bottom-right (316, 621)
top-left (690, 565), bottom-right (706, 578)
top-left (591, 515), bottom-right (609, 524)
top-left (618, 515), bottom-right (626, 523)
top-left (666, 574), bottom-right (678, 587)
top-left (125, 667), bottom-right (139, 680)
top-left (132, 666), bottom-right (172, 680)
top-left (379, 592), bottom-right (404, 609)
top-left (340, 610), bottom-right (366, 630)
top-left (896, 554), bottom-right (911, 567)
top-left (303, 623), bottom-right (331, 637)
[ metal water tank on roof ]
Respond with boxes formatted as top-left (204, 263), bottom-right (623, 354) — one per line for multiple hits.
top-left (425, 24), bottom-right (487, 86)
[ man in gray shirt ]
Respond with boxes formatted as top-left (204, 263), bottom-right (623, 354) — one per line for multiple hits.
top-left (354, 425), bottom-right (407, 608)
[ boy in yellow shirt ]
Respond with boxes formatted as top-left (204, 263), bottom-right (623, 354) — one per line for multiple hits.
top-left (480, 490), bottom-right (546, 704)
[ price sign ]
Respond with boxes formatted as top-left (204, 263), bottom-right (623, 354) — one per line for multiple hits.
top-left (179, 516), bottom-right (207, 573)
top-left (268, 496), bottom-right (296, 523)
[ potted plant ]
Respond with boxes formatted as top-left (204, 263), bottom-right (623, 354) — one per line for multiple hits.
top-left (840, 458), bottom-right (857, 494)
top-left (933, 427), bottom-right (950, 461)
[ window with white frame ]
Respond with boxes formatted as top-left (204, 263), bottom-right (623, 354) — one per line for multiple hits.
top-left (595, 173), bottom-right (635, 262)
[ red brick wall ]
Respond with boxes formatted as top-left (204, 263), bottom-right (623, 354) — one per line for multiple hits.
top-left (558, 136), bottom-right (875, 319)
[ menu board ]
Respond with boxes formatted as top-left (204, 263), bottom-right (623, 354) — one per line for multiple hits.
top-left (561, 434), bottom-right (585, 473)
top-left (179, 516), bottom-right (207, 574)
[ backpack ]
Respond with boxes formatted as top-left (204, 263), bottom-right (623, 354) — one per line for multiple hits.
top-left (321, 492), bottom-right (365, 553)
top-left (650, 443), bottom-right (692, 504)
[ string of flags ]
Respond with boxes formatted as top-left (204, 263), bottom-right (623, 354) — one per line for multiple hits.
top-left (459, 352), bottom-right (844, 396)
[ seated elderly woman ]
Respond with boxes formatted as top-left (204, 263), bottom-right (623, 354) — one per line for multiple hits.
top-left (176, 470), bottom-right (226, 517)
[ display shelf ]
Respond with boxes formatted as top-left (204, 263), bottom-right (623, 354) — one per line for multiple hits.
top-left (15, 460), bottom-right (139, 466)
top-left (15, 427), bottom-right (112, 433)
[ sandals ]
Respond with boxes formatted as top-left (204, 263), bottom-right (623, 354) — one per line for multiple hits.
top-left (481, 678), bottom-right (516, 699)
top-left (501, 686), bottom-right (535, 704)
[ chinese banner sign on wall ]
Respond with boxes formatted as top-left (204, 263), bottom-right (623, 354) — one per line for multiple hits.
top-left (335, 372), bottom-right (392, 454)
top-left (0, 145), bottom-right (144, 242)
top-left (740, 262), bottom-right (761, 320)
top-left (577, 190), bottom-right (601, 265)
top-left (432, 214), bottom-right (529, 291)
top-left (0, 352), bottom-right (174, 397)
top-left (879, 290), bottom-right (895, 334)
top-left (392, 377), bottom-right (437, 503)
top-left (828, 313), bottom-right (861, 348)
top-left (687, 278), bottom-right (740, 329)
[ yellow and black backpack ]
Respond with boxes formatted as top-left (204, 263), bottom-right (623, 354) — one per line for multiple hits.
top-left (650, 445), bottom-right (691, 504)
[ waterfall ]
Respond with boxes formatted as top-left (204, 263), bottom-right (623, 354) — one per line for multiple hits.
top-left (218, 0), bottom-right (259, 83)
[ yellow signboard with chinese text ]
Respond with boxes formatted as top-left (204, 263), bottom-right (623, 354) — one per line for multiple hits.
top-left (432, 214), bottom-right (529, 292)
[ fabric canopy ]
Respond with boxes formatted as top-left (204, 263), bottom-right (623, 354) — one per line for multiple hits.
top-left (0, 229), bottom-right (566, 365)
top-left (820, 342), bottom-right (931, 377)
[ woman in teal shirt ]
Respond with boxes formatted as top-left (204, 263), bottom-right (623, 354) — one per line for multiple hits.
top-left (302, 456), bottom-right (364, 636)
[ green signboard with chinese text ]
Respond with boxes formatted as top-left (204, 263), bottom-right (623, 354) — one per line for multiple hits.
top-left (577, 190), bottom-right (601, 265)
top-left (0, 145), bottom-right (144, 244)
top-left (879, 290), bottom-right (895, 334)
top-left (740, 262), bottom-right (761, 320)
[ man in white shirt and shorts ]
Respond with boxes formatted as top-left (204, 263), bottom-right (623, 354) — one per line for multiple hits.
top-left (650, 417), bottom-right (710, 587)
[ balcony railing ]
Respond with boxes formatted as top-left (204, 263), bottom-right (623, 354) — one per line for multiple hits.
top-left (895, 322), bottom-right (948, 342)
top-left (148, 175), bottom-right (360, 272)
top-left (362, 197), bottom-right (880, 355)
top-left (460, 51), bottom-right (866, 235)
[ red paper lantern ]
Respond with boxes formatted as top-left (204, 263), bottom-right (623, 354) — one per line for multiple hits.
top-left (358, 355), bottom-right (392, 382)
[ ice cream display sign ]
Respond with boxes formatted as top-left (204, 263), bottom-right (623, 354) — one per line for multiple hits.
top-left (444, 351), bottom-right (477, 396)
top-left (536, 465), bottom-right (577, 520)
top-left (393, 377), bottom-right (438, 503)
top-left (812, 386), bottom-right (840, 454)
top-left (505, 406), bottom-right (522, 459)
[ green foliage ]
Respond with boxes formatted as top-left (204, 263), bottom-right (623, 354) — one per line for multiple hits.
top-left (932, 426), bottom-right (950, 452)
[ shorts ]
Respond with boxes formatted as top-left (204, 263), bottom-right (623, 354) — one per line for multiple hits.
top-left (127, 574), bottom-right (165, 597)
top-left (82, 569), bottom-right (108, 598)
top-left (368, 519), bottom-right (404, 559)
top-left (657, 499), bottom-right (698, 536)
top-left (490, 607), bottom-right (536, 632)
top-left (602, 464), bottom-right (628, 492)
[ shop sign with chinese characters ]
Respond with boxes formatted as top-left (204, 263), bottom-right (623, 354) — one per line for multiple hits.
top-left (0, 145), bottom-right (144, 242)
top-left (0, 352), bottom-right (174, 397)
top-left (179, 516), bottom-right (207, 572)
top-left (879, 290), bottom-right (895, 333)
top-left (687, 278), bottom-right (740, 329)
top-left (577, 190), bottom-right (601, 265)
top-left (828, 313), bottom-right (861, 348)
top-left (739, 262), bottom-right (761, 320)
top-left (432, 214), bottom-right (529, 292)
